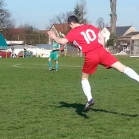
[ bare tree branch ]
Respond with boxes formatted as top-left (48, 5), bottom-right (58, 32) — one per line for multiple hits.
top-left (0, 0), bottom-right (15, 28)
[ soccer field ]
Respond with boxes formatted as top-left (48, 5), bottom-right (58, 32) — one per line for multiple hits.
top-left (0, 56), bottom-right (139, 139)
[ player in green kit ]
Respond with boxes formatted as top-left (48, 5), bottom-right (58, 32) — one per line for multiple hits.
top-left (48, 40), bottom-right (60, 71)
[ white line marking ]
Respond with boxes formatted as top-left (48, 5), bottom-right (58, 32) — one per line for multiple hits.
top-left (13, 64), bottom-right (21, 67)
top-left (12, 63), bottom-right (82, 69)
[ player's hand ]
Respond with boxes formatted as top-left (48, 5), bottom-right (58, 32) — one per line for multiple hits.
top-left (59, 46), bottom-right (64, 51)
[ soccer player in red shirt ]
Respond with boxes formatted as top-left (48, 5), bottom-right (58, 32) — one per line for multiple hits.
top-left (48, 15), bottom-right (139, 111)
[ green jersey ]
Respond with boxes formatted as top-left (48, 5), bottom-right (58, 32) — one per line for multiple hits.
top-left (49, 41), bottom-right (60, 60)
top-left (52, 41), bottom-right (60, 53)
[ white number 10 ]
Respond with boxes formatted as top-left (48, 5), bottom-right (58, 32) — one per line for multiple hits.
top-left (81, 29), bottom-right (96, 44)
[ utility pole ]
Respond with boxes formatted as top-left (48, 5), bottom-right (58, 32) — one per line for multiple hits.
top-left (110, 0), bottom-right (117, 35)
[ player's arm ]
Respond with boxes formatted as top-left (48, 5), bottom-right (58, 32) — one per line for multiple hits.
top-left (98, 31), bottom-right (105, 47)
top-left (47, 31), bottom-right (68, 45)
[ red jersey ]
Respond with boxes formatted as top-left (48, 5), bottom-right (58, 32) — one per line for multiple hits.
top-left (65, 24), bottom-right (103, 54)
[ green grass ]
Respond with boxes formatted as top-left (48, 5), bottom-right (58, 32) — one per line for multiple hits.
top-left (0, 56), bottom-right (139, 139)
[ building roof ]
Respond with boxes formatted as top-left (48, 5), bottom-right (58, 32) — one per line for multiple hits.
top-left (116, 26), bottom-right (132, 37)
top-left (9, 28), bottom-right (26, 35)
top-left (106, 27), bottom-right (111, 31)
top-left (52, 23), bottom-right (70, 34)
top-left (119, 31), bottom-right (139, 38)
top-left (106, 26), bottom-right (133, 37)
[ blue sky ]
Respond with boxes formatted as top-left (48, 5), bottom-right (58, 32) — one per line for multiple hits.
top-left (4, 0), bottom-right (139, 30)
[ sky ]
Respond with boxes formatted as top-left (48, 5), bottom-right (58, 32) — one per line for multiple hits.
top-left (4, 0), bottom-right (139, 30)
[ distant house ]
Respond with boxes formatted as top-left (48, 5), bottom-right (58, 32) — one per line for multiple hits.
top-left (118, 31), bottom-right (139, 48)
top-left (8, 28), bottom-right (26, 35)
top-left (2, 28), bottom-right (26, 41)
top-left (100, 27), bottom-right (110, 43)
top-left (8, 28), bottom-right (26, 40)
top-left (116, 26), bottom-right (136, 37)
top-left (117, 31), bottom-right (139, 56)
top-left (119, 31), bottom-right (139, 40)
top-left (101, 26), bottom-right (137, 43)
top-left (49, 23), bottom-right (70, 44)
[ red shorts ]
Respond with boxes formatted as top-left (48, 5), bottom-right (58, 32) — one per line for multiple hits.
top-left (82, 47), bottom-right (118, 74)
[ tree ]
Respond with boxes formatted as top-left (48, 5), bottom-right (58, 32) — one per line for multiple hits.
top-left (96, 17), bottom-right (104, 29)
top-left (46, 11), bottom-right (73, 29)
top-left (19, 24), bottom-right (38, 34)
top-left (0, 0), bottom-right (15, 29)
top-left (73, 0), bottom-right (88, 23)
top-left (106, 33), bottom-right (117, 47)
top-left (46, 0), bottom-right (88, 29)
top-left (19, 24), bottom-right (48, 44)
top-left (96, 17), bottom-right (110, 30)
top-left (110, 0), bottom-right (117, 35)
top-left (107, 0), bottom-right (117, 48)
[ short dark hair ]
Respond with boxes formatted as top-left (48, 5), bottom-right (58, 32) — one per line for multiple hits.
top-left (68, 15), bottom-right (79, 24)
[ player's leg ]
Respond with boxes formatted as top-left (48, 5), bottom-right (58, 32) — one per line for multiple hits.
top-left (55, 60), bottom-right (58, 71)
top-left (81, 51), bottom-right (99, 111)
top-left (48, 52), bottom-right (55, 70)
top-left (54, 53), bottom-right (59, 71)
top-left (111, 61), bottom-right (139, 82)
top-left (48, 57), bottom-right (52, 70)
top-left (81, 72), bottom-right (95, 111)
top-left (99, 47), bottom-right (139, 82)
top-left (81, 72), bottom-right (92, 101)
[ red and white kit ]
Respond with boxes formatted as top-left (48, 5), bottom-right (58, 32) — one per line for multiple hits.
top-left (65, 24), bottom-right (118, 74)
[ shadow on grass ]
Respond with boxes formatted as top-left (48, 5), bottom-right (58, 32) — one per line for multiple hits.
top-left (58, 102), bottom-right (89, 119)
top-left (92, 108), bottom-right (138, 117)
top-left (58, 102), bottom-right (138, 118)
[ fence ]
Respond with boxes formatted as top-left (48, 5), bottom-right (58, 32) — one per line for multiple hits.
top-left (0, 44), bottom-right (81, 58)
